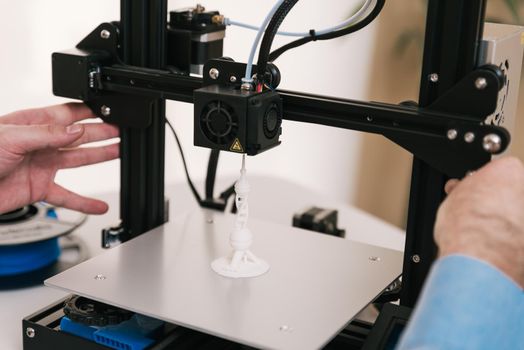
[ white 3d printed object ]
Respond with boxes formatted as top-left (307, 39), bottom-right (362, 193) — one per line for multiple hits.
top-left (211, 155), bottom-right (270, 278)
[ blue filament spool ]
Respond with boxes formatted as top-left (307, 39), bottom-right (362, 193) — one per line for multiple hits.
top-left (0, 237), bottom-right (61, 277)
top-left (0, 206), bottom-right (61, 277)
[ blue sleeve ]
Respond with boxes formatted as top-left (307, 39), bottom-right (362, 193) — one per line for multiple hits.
top-left (397, 255), bottom-right (524, 350)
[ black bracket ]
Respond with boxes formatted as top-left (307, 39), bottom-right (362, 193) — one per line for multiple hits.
top-left (77, 22), bottom-right (121, 59)
top-left (201, 58), bottom-right (282, 89)
top-left (428, 65), bottom-right (504, 119)
top-left (53, 22), bottom-right (157, 129)
top-left (385, 66), bottom-right (507, 176)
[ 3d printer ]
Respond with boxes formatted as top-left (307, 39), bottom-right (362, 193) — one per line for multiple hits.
top-left (20, 0), bottom-right (523, 349)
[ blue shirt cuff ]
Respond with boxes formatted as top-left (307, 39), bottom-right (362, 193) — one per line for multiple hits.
top-left (397, 254), bottom-right (524, 350)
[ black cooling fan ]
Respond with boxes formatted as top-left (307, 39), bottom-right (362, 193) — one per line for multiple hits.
top-left (200, 100), bottom-right (238, 145)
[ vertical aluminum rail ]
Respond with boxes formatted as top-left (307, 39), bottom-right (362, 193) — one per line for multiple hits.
top-left (118, 0), bottom-right (168, 240)
top-left (401, 0), bottom-right (487, 306)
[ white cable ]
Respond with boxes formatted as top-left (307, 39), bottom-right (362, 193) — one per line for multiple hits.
top-left (229, 0), bottom-right (373, 39)
top-left (244, 0), bottom-right (287, 83)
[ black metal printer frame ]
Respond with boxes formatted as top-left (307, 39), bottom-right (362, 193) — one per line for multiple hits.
top-left (84, 0), bottom-right (500, 306)
top-left (22, 0), bottom-right (508, 349)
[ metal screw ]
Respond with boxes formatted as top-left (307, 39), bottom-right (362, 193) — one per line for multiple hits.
top-left (412, 254), bottom-right (421, 263)
top-left (385, 279), bottom-right (401, 292)
top-left (229, 76), bottom-right (237, 83)
top-left (94, 274), bottom-right (106, 280)
top-left (130, 79), bottom-right (135, 85)
top-left (206, 218), bottom-right (214, 224)
top-left (100, 105), bottom-right (111, 117)
top-left (241, 82), bottom-right (253, 91)
top-left (447, 129), bottom-right (458, 140)
top-left (482, 133), bottom-right (502, 153)
top-left (369, 256), bottom-right (381, 262)
top-left (26, 327), bottom-right (35, 338)
top-left (475, 77), bottom-right (488, 90)
top-left (429, 73), bottom-right (439, 83)
top-left (209, 68), bottom-right (219, 80)
top-left (464, 132), bottom-right (475, 143)
top-left (366, 116), bottom-right (373, 122)
top-left (100, 29), bottom-right (111, 39)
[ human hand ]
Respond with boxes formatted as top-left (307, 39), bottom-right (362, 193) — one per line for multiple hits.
top-left (0, 103), bottom-right (119, 215)
top-left (434, 157), bottom-right (524, 287)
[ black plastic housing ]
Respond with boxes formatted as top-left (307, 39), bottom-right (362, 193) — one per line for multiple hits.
top-left (194, 85), bottom-right (282, 155)
top-left (52, 49), bottom-right (109, 101)
top-left (167, 9), bottom-right (225, 74)
top-left (293, 207), bottom-right (345, 238)
top-left (22, 295), bottom-right (375, 350)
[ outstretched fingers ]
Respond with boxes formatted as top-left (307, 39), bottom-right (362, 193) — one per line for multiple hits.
top-left (58, 143), bottom-right (119, 169)
top-left (67, 123), bottom-right (119, 147)
top-left (0, 124), bottom-right (85, 155)
top-left (45, 183), bottom-right (109, 214)
top-left (0, 103), bottom-right (97, 126)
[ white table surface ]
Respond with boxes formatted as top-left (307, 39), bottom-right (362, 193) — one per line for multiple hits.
top-left (0, 176), bottom-right (405, 350)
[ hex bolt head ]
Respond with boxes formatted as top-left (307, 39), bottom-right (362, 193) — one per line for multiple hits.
top-left (429, 73), bottom-right (439, 83)
top-left (447, 129), bottom-right (458, 140)
top-left (482, 133), bottom-right (502, 154)
top-left (464, 132), bottom-right (475, 143)
top-left (94, 274), bottom-right (106, 280)
top-left (209, 68), bottom-right (219, 80)
top-left (475, 77), bottom-right (488, 90)
top-left (369, 256), bottom-right (381, 262)
top-left (26, 327), bottom-right (35, 338)
top-left (100, 29), bottom-right (111, 39)
top-left (100, 105), bottom-right (111, 117)
top-left (412, 254), bottom-right (421, 263)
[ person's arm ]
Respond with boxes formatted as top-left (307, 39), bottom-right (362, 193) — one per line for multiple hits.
top-left (397, 157), bottom-right (524, 350)
top-left (398, 255), bottom-right (524, 349)
top-left (0, 103), bottom-right (119, 214)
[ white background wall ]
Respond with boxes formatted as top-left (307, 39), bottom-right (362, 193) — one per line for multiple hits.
top-left (0, 0), bottom-right (377, 203)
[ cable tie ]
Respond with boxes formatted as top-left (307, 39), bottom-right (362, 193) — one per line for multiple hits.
top-left (309, 29), bottom-right (317, 41)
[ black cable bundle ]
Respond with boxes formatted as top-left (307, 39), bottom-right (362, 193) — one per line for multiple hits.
top-left (166, 118), bottom-right (237, 210)
top-left (256, 0), bottom-right (300, 85)
top-left (268, 0), bottom-right (386, 62)
top-left (166, 118), bottom-right (202, 204)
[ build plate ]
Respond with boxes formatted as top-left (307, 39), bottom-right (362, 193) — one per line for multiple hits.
top-left (46, 210), bottom-right (403, 350)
